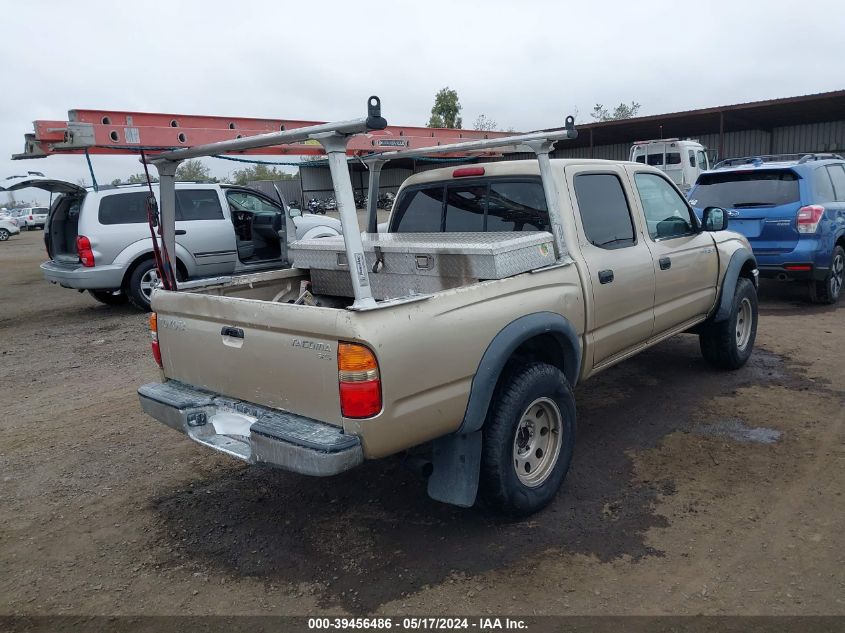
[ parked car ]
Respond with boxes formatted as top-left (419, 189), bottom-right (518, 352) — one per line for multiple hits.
top-left (139, 156), bottom-right (759, 516)
top-left (19, 206), bottom-right (49, 230)
top-left (0, 178), bottom-right (343, 310)
top-left (630, 138), bottom-right (712, 193)
top-left (688, 153), bottom-right (845, 304)
top-left (0, 216), bottom-right (22, 241)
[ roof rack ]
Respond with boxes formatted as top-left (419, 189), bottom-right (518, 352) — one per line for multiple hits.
top-left (360, 117), bottom-right (579, 255)
top-left (714, 153), bottom-right (844, 169)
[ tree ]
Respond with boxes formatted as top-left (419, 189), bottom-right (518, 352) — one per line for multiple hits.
top-left (472, 114), bottom-right (498, 131)
top-left (175, 159), bottom-right (214, 182)
top-left (230, 163), bottom-right (296, 186)
top-left (427, 87), bottom-right (462, 129)
top-left (127, 173), bottom-right (157, 184)
top-left (590, 101), bottom-right (641, 122)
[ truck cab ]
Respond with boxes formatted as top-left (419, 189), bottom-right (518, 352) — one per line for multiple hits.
top-left (630, 139), bottom-right (711, 193)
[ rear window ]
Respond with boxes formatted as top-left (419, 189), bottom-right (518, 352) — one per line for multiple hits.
top-left (392, 179), bottom-right (548, 233)
top-left (33, 207), bottom-right (48, 214)
top-left (689, 170), bottom-right (800, 209)
top-left (647, 154), bottom-right (664, 166)
top-left (666, 152), bottom-right (681, 165)
top-left (98, 190), bottom-right (223, 225)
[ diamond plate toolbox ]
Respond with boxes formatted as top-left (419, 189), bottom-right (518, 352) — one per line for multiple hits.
top-left (290, 232), bottom-right (556, 300)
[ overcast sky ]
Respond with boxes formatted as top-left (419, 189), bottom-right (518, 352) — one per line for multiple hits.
top-left (2, 0), bottom-right (842, 205)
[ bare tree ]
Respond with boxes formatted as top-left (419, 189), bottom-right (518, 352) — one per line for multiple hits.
top-left (472, 114), bottom-right (498, 132)
top-left (590, 101), bottom-right (641, 122)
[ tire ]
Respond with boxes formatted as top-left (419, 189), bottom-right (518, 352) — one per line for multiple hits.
top-left (480, 362), bottom-right (577, 516)
top-left (0, 229), bottom-right (9, 241)
top-left (809, 245), bottom-right (844, 305)
top-left (88, 289), bottom-right (129, 306)
top-left (699, 277), bottom-right (758, 370)
top-left (126, 259), bottom-right (162, 311)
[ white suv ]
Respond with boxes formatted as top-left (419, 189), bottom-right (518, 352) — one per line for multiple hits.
top-left (20, 206), bottom-right (49, 230)
top-left (0, 177), bottom-right (342, 310)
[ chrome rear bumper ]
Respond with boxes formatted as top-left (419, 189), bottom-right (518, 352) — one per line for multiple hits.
top-left (138, 380), bottom-right (363, 476)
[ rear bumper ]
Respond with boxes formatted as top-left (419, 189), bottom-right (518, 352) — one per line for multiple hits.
top-left (138, 380), bottom-right (363, 477)
top-left (754, 238), bottom-right (832, 282)
top-left (40, 260), bottom-right (125, 290)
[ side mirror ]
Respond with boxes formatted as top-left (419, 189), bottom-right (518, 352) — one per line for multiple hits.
top-left (702, 206), bottom-right (728, 231)
top-left (288, 207), bottom-right (302, 218)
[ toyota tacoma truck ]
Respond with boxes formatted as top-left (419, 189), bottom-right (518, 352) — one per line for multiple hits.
top-left (137, 115), bottom-right (759, 516)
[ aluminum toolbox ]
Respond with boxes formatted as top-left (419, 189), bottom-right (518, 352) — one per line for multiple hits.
top-left (290, 232), bottom-right (556, 300)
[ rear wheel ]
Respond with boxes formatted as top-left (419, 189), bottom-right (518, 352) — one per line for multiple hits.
top-left (88, 289), bottom-right (129, 306)
top-left (0, 229), bottom-right (9, 241)
top-left (126, 260), bottom-right (161, 311)
top-left (480, 362), bottom-right (576, 516)
top-left (699, 277), bottom-right (758, 370)
top-left (809, 245), bottom-right (844, 305)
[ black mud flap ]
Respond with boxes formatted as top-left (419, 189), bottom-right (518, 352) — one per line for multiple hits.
top-left (427, 431), bottom-right (482, 507)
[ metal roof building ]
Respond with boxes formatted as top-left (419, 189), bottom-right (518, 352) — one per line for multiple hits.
top-left (541, 89), bottom-right (845, 162)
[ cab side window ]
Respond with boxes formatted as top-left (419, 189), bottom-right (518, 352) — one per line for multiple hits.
top-left (574, 173), bottom-right (636, 249)
top-left (634, 173), bottom-right (697, 240)
top-left (696, 150), bottom-right (708, 170)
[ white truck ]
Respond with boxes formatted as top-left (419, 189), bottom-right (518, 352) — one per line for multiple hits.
top-left (630, 138), bottom-right (711, 193)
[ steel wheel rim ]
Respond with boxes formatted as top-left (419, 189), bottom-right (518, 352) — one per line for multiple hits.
top-left (830, 253), bottom-right (843, 298)
top-left (513, 397), bottom-right (563, 488)
top-left (735, 297), bottom-right (752, 350)
top-left (139, 268), bottom-right (160, 300)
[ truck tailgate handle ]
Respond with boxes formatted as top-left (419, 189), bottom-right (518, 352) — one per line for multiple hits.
top-left (221, 326), bottom-right (244, 339)
top-left (659, 256), bottom-right (672, 270)
top-left (598, 269), bottom-right (614, 284)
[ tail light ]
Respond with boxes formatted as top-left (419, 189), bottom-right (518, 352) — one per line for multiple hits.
top-left (76, 235), bottom-right (95, 267)
top-left (28, 215), bottom-right (33, 221)
top-left (338, 342), bottom-right (381, 418)
top-left (797, 205), bottom-right (824, 234)
top-left (149, 312), bottom-right (162, 367)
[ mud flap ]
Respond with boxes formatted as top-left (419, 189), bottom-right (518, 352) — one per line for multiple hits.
top-left (427, 431), bottom-right (482, 507)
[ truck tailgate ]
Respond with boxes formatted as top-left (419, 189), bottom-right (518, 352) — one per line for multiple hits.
top-left (153, 290), bottom-right (345, 425)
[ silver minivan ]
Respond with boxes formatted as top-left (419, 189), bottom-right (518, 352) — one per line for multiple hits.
top-left (0, 177), bottom-right (341, 309)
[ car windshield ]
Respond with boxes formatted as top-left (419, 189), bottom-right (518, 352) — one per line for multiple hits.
top-left (689, 169), bottom-right (800, 208)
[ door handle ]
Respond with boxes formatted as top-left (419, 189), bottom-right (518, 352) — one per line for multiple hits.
top-left (175, 229), bottom-right (187, 235)
top-left (598, 269), bottom-right (614, 284)
top-left (659, 256), bottom-right (672, 270)
top-left (221, 326), bottom-right (244, 339)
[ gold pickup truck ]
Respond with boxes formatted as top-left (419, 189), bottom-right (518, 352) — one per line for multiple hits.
top-left (138, 115), bottom-right (759, 516)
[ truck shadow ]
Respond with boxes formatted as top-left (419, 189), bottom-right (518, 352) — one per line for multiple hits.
top-left (150, 333), bottom-right (796, 613)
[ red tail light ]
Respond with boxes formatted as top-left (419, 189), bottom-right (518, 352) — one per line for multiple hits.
top-left (338, 342), bottom-right (381, 418)
top-left (452, 167), bottom-right (485, 178)
top-left (76, 235), bottom-right (95, 267)
top-left (796, 205), bottom-right (824, 234)
top-left (149, 313), bottom-right (162, 368)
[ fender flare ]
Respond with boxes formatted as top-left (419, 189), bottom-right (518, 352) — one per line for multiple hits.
top-left (427, 312), bottom-right (582, 508)
top-left (713, 247), bottom-right (757, 322)
top-left (458, 311), bottom-right (582, 435)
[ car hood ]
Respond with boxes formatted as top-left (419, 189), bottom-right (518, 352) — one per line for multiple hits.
top-left (0, 175), bottom-right (86, 195)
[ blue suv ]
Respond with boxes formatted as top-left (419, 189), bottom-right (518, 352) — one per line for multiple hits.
top-left (688, 154), bottom-right (845, 304)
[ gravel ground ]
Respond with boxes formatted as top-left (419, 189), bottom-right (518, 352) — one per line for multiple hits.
top-left (1, 229), bottom-right (843, 617)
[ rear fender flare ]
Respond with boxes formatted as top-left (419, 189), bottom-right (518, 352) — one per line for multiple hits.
top-left (427, 312), bottom-right (582, 508)
top-left (713, 247), bottom-right (756, 322)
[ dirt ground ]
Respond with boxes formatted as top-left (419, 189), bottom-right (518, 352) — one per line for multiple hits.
top-left (1, 229), bottom-right (843, 617)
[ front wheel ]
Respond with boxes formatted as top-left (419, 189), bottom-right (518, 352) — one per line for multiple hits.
top-left (480, 362), bottom-right (577, 516)
top-left (699, 277), bottom-right (758, 370)
top-left (809, 245), bottom-right (844, 305)
top-left (0, 229), bottom-right (9, 241)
